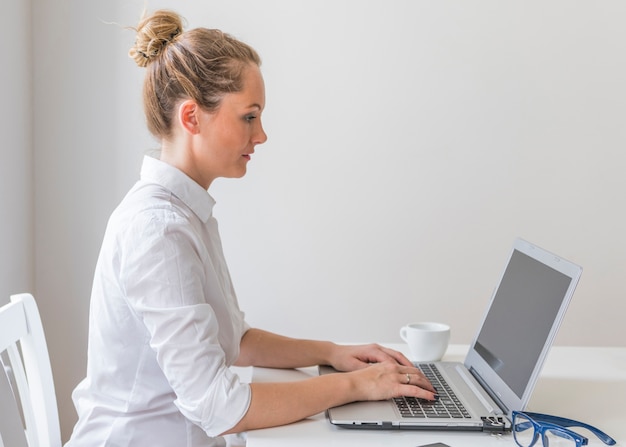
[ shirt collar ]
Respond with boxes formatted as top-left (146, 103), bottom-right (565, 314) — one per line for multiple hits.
top-left (140, 155), bottom-right (215, 222)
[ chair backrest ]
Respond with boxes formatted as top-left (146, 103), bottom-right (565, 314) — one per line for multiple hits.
top-left (0, 293), bottom-right (61, 447)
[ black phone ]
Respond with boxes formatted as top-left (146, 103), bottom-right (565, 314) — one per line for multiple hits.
top-left (417, 444), bottom-right (451, 447)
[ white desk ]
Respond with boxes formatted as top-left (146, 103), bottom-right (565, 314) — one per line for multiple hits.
top-left (243, 344), bottom-right (626, 447)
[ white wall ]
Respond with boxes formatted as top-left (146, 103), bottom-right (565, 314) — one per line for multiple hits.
top-left (1, 1), bottom-right (33, 303)
top-left (24, 0), bottom-right (626, 441)
top-left (32, 0), bottom-right (132, 440)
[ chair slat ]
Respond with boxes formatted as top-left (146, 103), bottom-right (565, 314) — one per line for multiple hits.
top-left (0, 301), bottom-right (28, 352)
top-left (0, 294), bottom-right (61, 447)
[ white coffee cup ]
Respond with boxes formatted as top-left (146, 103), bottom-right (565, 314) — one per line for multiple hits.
top-left (399, 322), bottom-right (450, 362)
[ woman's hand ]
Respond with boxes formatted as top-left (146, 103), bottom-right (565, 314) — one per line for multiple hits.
top-left (349, 361), bottom-right (438, 401)
top-left (224, 342), bottom-right (438, 435)
top-left (326, 343), bottom-right (437, 401)
top-left (327, 343), bottom-right (414, 371)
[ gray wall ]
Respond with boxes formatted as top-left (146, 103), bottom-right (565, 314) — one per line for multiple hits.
top-left (2, 0), bottom-right (625, 442)
top-left (1, 2), bottom-right (33, 304)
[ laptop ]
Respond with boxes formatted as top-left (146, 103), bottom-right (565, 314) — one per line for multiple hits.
top-left (320, 238), bottom-right (582, 433)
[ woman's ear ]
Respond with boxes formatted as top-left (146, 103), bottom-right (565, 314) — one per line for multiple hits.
top-left (178, 100), bottom-right (201, 135)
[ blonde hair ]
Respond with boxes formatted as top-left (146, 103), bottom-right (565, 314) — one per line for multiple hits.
top-left (128, 10), bottom-right (261, 139)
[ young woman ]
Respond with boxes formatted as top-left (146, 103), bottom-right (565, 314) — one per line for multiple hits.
top-left (66, 9), bottom-right (436, 447)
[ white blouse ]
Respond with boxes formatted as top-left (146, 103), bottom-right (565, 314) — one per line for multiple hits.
top-left (66, 156), bottom-right (251, 447)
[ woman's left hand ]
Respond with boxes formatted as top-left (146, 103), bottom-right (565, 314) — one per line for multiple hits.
top-left (328, 343), bottom-right (414, 371)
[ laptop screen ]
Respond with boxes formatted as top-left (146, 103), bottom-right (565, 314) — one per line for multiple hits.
top-left (471, 249), bottom-right (573, 398)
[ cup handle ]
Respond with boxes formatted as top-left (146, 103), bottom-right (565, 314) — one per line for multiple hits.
top-left (399, 326), bottom-right (407, 342)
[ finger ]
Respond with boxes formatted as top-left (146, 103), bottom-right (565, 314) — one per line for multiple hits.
top-left (401, 370), bottom-right (436, 393)
top-left (401, 372), bottom-right (411, 385)
top-left (347, 350), bottom-right (395, 370)
top-left (400, 383), bottom-right (439, 401)
top-left (400, 365), bottom-right (427, 379)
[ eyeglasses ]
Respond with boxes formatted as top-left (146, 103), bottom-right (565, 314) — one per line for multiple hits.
top-left (512, 411), bottom-right (616, 447)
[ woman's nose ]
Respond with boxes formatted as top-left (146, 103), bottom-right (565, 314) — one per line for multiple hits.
top-left (254, 121), bottom-right (268, 145)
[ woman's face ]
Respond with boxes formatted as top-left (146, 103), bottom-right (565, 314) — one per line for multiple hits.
top-left (192, 64), bottom-right (267, 188)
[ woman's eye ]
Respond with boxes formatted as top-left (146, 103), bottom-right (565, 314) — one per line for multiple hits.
top-left (245, 115), bottom-right (257, 122)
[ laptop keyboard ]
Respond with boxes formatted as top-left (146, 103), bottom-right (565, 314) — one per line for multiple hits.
top-left (393, 363), bottom-right (471, 419)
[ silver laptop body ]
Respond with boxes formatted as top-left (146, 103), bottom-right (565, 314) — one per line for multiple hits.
top-left (321, 238), bottom-right (582, 433)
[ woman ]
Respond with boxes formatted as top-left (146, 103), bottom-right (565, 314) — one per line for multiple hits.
top-left (66, 9), bottom-right (436, 446)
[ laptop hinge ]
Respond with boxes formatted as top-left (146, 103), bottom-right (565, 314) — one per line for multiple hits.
top-left (481, 416), bottom-right (509, 433)
top-left (468, 367), bottom-right (510, 416)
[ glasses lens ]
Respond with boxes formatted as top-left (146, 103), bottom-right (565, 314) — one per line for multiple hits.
top-left (545, 428), bottom-right (577, 447)
top-left (513, 414), bottom-right (536, 447)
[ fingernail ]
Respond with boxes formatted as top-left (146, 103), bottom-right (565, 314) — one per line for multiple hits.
top-left (433, 394), bottom-right (440, 401)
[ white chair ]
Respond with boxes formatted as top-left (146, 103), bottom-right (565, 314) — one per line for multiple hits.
top-left (0, 293), bottom-right (61, 447)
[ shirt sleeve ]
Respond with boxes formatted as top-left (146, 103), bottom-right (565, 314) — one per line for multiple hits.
top-left (118, 208), bottom-right (251, 437)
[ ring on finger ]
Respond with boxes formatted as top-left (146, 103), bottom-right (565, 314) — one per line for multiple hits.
top-left (405, 373), bottom-right (411, 384)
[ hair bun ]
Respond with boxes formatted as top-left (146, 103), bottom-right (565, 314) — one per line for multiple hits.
top-left (129, 9), bottom-right (183, 68)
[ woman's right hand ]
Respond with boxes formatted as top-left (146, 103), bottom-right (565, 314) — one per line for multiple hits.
top-left (223, 360), bottom-right (437, 435)
top-left (348, 361), bottom-right (438, 402)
